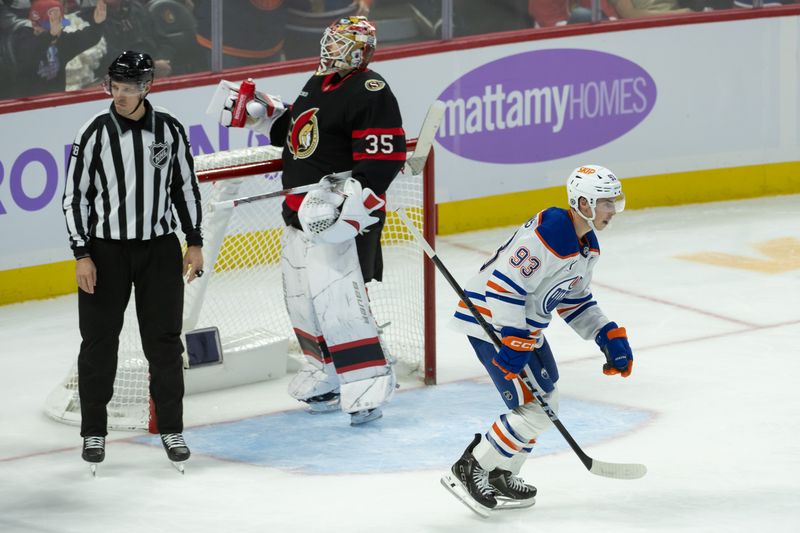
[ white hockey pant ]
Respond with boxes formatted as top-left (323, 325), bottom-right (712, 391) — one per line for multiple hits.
top-left (282, 226), bottom-right (394, 412)
top-left (473, 388), bottom-right (560, 475)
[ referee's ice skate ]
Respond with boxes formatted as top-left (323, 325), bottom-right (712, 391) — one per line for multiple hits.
top-left (82, 436), bottom-right (105, 477)
top-left (161, 433), bottom-right (191, 473)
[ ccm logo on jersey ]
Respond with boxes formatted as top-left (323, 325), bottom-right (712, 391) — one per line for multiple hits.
top-left (364, 79), bottom-right (385, 91)
top-left (502, 337), bottom-right (536, 351)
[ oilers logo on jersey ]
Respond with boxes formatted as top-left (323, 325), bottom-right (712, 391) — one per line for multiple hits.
top-left (288, 108), bottom-right (320, 159)
top-left (542, 277), bottom-right (581, 315)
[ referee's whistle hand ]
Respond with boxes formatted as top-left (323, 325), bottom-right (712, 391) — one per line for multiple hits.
top-left (183, 245), bottom-right (205, 284)
top-left (76, 257), bottom-right (97, 294)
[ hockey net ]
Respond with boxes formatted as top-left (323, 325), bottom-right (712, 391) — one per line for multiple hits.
top-left (44, 140), bottom-right (437, 431)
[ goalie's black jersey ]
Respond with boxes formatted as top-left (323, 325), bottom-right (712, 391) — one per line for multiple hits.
top-left (270, 68), bottom-right (406, 217)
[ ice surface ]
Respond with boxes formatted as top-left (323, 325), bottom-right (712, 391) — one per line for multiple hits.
top-left (1, 195), bottom-right (798, 532)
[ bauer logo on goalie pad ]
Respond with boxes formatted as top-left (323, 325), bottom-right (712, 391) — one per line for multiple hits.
top-left (149, 142), bottom-right (170, 169)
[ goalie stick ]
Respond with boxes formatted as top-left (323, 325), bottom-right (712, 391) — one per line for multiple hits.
top-left (213, 100), bottom-right (445, 210)
top-left (396, 209), bottom-right (647, 481)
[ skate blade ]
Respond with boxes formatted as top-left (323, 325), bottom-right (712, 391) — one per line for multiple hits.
top-left (89, 464), bottom-right (97, 477)
top-left (495, 497), bottom-right (536, 510)
top-left (170, 461), bottom-right (186, 474)
top-left (350, 408), bottom-right (382, 426)
top-left (440, 472), bottom-right (492, 518)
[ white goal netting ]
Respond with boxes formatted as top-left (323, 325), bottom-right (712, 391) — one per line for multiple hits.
top-left (45, 142), bottom-right (436, 431)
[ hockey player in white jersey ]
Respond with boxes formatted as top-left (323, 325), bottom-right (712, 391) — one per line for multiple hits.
top-left (441, 165), bottom-right (634, 517)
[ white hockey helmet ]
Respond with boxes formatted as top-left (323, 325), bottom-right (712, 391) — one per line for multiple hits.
top-left (566, 165), bottom-right (625, 227)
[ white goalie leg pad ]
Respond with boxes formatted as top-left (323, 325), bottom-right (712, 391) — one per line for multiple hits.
top-left (281, 226), bottom-right (317, 333)
top-left (287, 362), bottom-right (340, 401)
top-left (339, 368), bottom-right (396, 414)
top-left (305, 237), bottom-right (392, 413)
top-left (282, 227), bottom-right (340, 401)
top-left (306, 238), bottom-right (384, 354)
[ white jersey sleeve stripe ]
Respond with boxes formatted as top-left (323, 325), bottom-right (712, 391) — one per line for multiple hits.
top-left (561, 301), bottom-right (598, 324)
top-left (491, 269), bottom-right (527, 295)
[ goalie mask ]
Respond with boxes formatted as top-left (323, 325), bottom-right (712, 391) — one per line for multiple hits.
top-left (317, 16), bottom-right (377, 75)
top-left (567, 165), bottom-right (626, 230)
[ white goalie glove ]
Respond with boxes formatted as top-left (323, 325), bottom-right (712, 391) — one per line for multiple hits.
top-left (208, 80), bottom-right (287, 136)
top-left (298, 177), bottom-right (385, 244)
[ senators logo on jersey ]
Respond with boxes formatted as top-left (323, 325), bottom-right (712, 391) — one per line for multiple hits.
top-left (287, 108), bottom-right (320, 160)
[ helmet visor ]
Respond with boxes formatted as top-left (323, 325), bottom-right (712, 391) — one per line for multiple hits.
top-left (103, 76), bottom-right (149, 97)
top-left (595, 193), bottom-right (626, 214)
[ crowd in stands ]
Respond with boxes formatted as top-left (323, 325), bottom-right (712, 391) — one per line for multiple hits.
top-left (0, 0), bottom-right (797, 101)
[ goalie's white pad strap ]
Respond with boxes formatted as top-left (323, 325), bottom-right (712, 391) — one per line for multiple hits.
top-left (340, 371), bottom-right (396, 413)
top-left (287, 363), bottom-right (339, 401)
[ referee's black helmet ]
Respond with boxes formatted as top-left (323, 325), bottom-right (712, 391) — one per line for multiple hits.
top-left (108, 51), bottom-right (155, 84)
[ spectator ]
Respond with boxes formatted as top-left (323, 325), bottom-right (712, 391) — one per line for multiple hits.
top-left (609, 0), bottom-right (690, 17)
top-left (13, 0), bottom-right (105, 96)
top-left (283, 0), bottom-right (372, 59)
top-left (0, 2), bottom-right (31, 99)
top-left (97, 0), bottom-right (200, 81)
top-left (193, 0), bottom-right (287, 68)
top-left (527, 0), bottom-right (618, 27)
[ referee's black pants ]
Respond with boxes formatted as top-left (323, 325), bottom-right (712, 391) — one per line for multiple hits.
top-left (78, 234), bottom-right (185, 436)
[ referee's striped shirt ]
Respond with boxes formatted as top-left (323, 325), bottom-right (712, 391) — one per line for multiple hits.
top-left (63, 100), bottom-right (202, 259)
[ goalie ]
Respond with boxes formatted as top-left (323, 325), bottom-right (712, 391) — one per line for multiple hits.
top-left (212, 16), bottom-right (406, 425)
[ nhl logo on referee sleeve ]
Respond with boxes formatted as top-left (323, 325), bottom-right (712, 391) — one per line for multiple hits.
top-left (364, 79), bottom-right (385, 91)
top-left (149, 142), bottom-right (170, 169)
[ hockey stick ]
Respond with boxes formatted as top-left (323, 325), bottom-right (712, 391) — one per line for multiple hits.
top-left (213, 171), bottom-right (352, 209)
top-left (406, 100), bottom-right (444, 175)
top-left (212, 100), bottom-right (445, 210)
top-left (396, 209), bottom-right (647, 480)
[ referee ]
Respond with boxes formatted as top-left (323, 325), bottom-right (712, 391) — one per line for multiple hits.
top-left (63, 50), bottom-right (202, 469)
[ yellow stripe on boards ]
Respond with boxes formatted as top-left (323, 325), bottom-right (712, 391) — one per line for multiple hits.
top-left (677, 238), bottom-right (800, 273)
top-left (0, 260), bottom-right (76, 306)
top-left (437, 161), bottom-right (800, 235)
